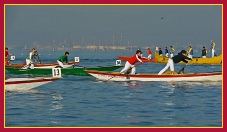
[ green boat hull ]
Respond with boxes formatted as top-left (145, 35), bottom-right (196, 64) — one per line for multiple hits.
top-left (5, 65), bottom-right (123, 76)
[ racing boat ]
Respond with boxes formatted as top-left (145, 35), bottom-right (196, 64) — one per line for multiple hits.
top-left (5, 65), bottom-right (123, 76)
top-left (5, 77), bottom-right (60, 91)
top-left (85, 70), bottom-right (222, 82)
top-left (154, 52), bottom-right (222, 64)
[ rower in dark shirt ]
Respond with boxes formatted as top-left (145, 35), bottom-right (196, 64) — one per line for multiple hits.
top-left (158, 50), bottom-right (192, 75)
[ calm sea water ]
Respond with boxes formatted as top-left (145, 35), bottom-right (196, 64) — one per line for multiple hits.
top-left (5, 49), bottom-right (222, 127)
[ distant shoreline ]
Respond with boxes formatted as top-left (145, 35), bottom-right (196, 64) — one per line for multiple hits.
top-left (6, 45), bottom-right (222, 52)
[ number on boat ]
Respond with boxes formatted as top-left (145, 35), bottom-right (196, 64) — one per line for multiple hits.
top-left (75, 57), bottom-right (80, 62)
top-left (116, 60), bottom-right (121, 65)
top-left (52, 68), bottom-right (62, 78)
top-left (10, 56), bottom-right (15, 60)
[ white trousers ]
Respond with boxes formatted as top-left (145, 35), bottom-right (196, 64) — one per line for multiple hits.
top-left (25, 59), bottom-right (34, 69)
top-left (188, 55), bottom-right (193, 59)
top-left (120, 61), bottom-right (136, 74)
top-left (158, 59), bottom-right (174, 75)
top-left (165, 53), bottom-right (169, 57)
top-left (148, 54), bottom-right (152, 59)
top-left (170, 53), bottom-right (174, 58)
top-left (57, 60), bottom-right (64, 68)
top-left (212, 49), bottom-right (215, 58)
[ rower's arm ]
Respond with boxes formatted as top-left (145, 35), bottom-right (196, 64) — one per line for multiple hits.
top-left (136, 54), bottom-right (143, 63)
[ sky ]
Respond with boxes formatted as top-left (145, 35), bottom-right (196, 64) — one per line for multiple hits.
top-left (5, 5), bottom-right (222, 49)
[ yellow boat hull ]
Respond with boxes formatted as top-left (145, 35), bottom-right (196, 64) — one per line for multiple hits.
top-left (155, 52), bottom-right (222, 64)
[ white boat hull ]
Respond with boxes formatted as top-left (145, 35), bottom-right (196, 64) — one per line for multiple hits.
top-left (5, 77), bottom-right (59, 91)
top-left (87, 71), bottom-right (222, 82)
top-left (34, 65), bottom-right (72, 69)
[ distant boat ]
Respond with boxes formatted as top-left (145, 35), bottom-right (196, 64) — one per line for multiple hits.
top-left (154, 51), bottom-right (222, 65)
top-left (53, 48), bottom-right (55, 52)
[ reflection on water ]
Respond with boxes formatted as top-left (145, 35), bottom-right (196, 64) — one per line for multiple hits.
top-left (6, 89), bottom-right (40, 94)
top-left (50, 93), bottom-right (63, 111)
top-left (50, 93), bottom-right (63, 110)
top-left (167, 81), bottom-right (222, 88)
top-left (123, 81), bottom-right (139, 88)
top-left (49, 92), bottom-right (63, 125)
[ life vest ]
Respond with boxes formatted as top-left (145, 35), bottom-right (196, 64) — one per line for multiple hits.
top-left (170, 48), bottom-right (175, 54)
top-left (188, 48), bottom-right (193, 55)
top-left (211, 42), bottom-right (216, 49)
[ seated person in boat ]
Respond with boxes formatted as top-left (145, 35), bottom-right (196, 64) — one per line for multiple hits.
top-left (158, 50), bottom-right (192, 75)
top-left (5, 47), bottom-right (12, 65)
top-left (120, 50), bottom-right (144, 74)
top-left (158, 48), bottom-right (163, 56)
top-left (57, 51), bottom-right (69, 68)
top-left (24, 48), bottom-right (36, 69)
top-left (147, 48), bottom-right (152, 59)
top-left (201, 46), bottom-right (208, 58)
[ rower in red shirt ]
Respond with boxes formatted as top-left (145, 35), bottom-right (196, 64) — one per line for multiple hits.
top-left (5, 47), bottom-right (12, 65)
top-left (120, 50), bottom-right (144, 74)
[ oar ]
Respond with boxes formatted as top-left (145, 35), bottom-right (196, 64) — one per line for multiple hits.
top-left (106, 62), bottom-right (144, 82)
top-left (21, 64), bottom-right (30, 69)
top-left (72, 62), bottom-right (78, 68)
top-left (178, 63), bottom-right (189, 74)
top-left (35, 58), bottom-right (41, 64)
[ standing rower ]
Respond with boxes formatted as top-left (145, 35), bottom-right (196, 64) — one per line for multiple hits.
top-left (158, 50), bottom-right (192, 75)
top-left (5, 47), bottom-right (12, 65)
top-left (24, 48), bottom-right (36, 69)
top-left (120, 50), bottom-right (144, 74)
top-left (210, 40), bottom-right (216, 58)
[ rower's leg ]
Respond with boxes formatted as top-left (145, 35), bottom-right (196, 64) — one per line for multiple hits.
top-left (131, 67), bottom-right (136, 74)
top-left (158, 63), bottom-right (170, 75)
top-left (120, 61), bottom-right (131, 74)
